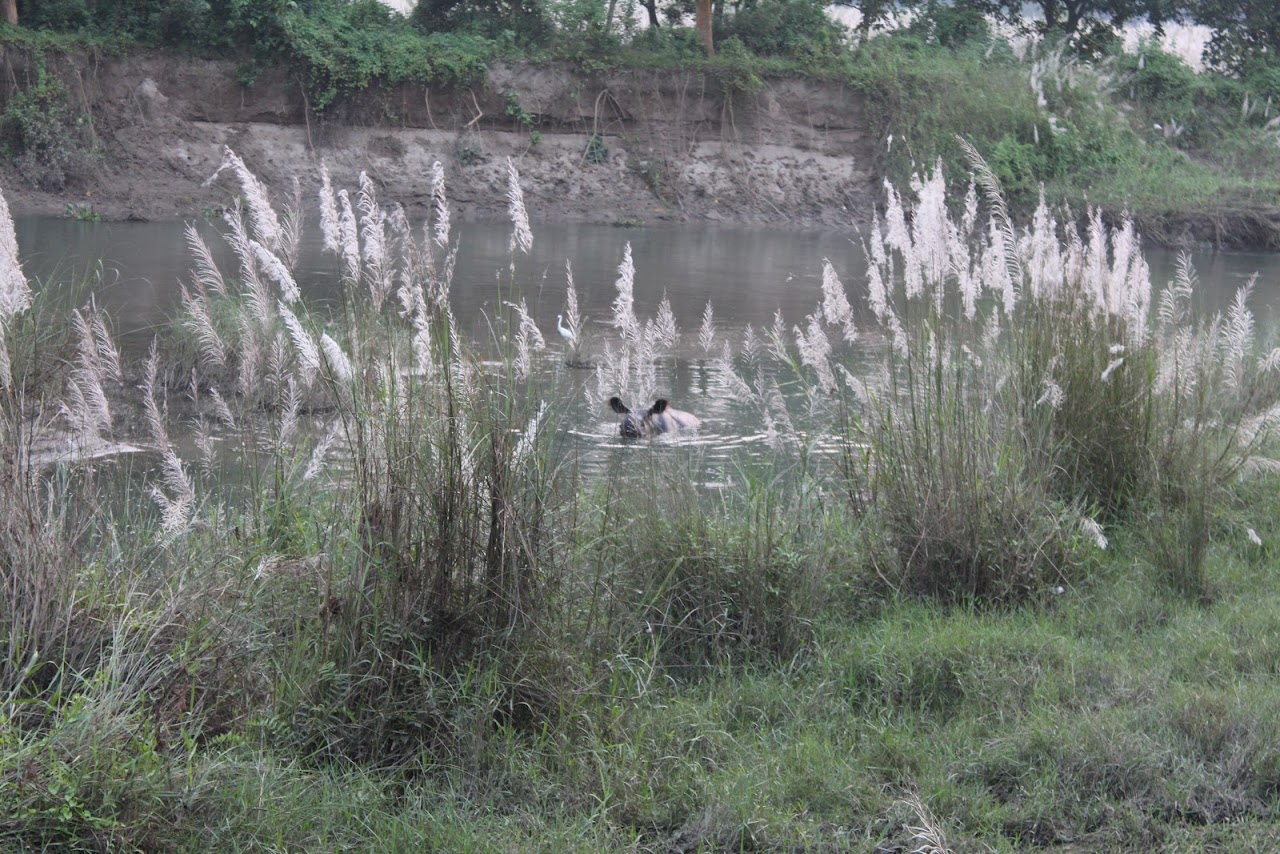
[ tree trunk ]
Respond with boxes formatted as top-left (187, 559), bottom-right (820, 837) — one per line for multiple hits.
top-left (696, 0), bottom-right (713, 55)
top-left (2, 0), bottom-right (17, 27)
top-left (640, 0), bottom-right (660, 30)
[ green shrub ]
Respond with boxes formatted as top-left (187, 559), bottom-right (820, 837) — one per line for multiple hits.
top-left (0, 61), bottom-right (98, 191)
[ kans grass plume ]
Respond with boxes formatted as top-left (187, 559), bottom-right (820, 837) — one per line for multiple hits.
top-left (205, 146), bottom-right (283, 253)
top-left (0, 186), bottom-right (30, 389)
top-left (506, 158), bottom-right (533, 255)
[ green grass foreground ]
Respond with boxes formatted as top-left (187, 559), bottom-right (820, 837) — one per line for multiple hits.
top-left (2, 151), bottom-right (1280, 852)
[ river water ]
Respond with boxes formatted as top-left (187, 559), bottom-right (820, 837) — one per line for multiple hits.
top-left (15, 216), bottom-right (1280, 472)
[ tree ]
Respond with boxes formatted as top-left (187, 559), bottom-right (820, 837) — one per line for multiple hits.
top-left (696, 0), bottom-right (712, 53)
top-left (947, 0), bottom-right (1184, 40)
top-left (1193, 0), bottom-right (1280, 72)
top-left (2, 0), bottom-right (16, 27)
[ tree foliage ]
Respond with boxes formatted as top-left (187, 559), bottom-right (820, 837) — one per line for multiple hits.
top-left (412, 0), bottom-right (553, 45)
top-left (1195, 0), bottom-right (1280, 73)
top-left (946, 0), bottom-right (1183, 40)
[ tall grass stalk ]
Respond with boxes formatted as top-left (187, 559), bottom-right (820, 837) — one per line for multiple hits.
top-left (755, 147), bottom-right (1280, 603)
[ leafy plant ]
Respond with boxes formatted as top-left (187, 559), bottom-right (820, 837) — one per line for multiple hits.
top-left (62, 201), bottom-right (100, 222)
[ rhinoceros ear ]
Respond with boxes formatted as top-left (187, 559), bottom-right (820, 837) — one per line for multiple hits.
top-left (609, 397), bottom-right (630, 414)
top-left (649, 399), bottom-right (669, 415)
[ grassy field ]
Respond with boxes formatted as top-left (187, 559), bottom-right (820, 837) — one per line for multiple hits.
top-left (2, 148), bottom-right (1279, 852)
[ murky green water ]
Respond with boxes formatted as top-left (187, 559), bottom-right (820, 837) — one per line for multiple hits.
top-left (16, 215), bottom-right (1280, 475)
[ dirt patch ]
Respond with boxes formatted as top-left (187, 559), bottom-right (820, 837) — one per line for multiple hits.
top-left (0, 50), bottom-right (877, 231)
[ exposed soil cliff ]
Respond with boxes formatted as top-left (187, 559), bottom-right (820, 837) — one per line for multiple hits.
top-left (0, 49), bottom-right (878, 231)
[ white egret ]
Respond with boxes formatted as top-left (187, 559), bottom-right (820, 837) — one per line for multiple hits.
top-left (557, 314), bottom-right (577, 345)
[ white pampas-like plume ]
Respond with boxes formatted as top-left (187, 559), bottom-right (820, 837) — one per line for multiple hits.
top-left (277, 300), bottom-right (321, 381)
top-left (143, 340), bottom-right (196, 534)
top-left (949, 226), bottom-right (977, 321)
top-left (1036, 375), bottom-right (1065, 409)
top-left (320, 333), bottom-right (354, 383)
top-left (62, 309), bottom-right (113, 441)
top-left (388, 204), bottom-right (424, 319)
top-left (795, 312), bottom-right (836, 393)
top-left (1159, 251), bottom-right (1196, 331)
top-left (1079, 517), bottom-right (1108, 550)
top-left (714, 340), bottom-right (754, 400)
top-left (278, 176), bottom-right (304, 270)
top-left (252, 241), bottom-right (301, 303)
top-left (1100, 357), bottom-right (1125, 382)
top-left (336, 189), bottom-right (362, 288)
top-left (223, 203), bottom-right (273, 329)
top-left (1221, 278), bottom-right (1256, 391)
top-left (564, 261), bottom-right (582, 344)
top-left (611, 243), bottom-right (638, 340)
top-left (767, 309), bottom-right (789, 363)
top-left (820, 258), bottom-right (857, 343)
top-left (836, 365), bottom-right (871, 404)
top-left (184, 224), bottom-right (227, 296)
top-left (358, 172), bottom-right (392, 311)
top-left (1083, 208), bottom-right (1108, 312)
top-left (412, 314), bottom-right (435, 378)
top-left (883, 180), bottom-right (921, 299)
top-left (205, 146), bottom-right (281, 251)
top-left (961, 180), bottom-right (979, 236)
top-left (318, 162), bottom-right (341, 254)
top-left (209, 387), bottom-right (236, 429)
top-left (741, 324), bottom-right (760, 363)
top-left (506, 158), bottom-right (533, 255)
top-left (431, 161), bottom-right (451, 247)
top-left (195, 419), bottom-right (216, 480)
top-left (957, 135), bottom-right (1023, 292)
top-left (984, 217), bottom-right (1016, 311)
top-left (697, 300), bottom-right (717, 353)
top-left (90, 309), bottom-right (123, 384)
top-left (865, 251), bottom-right (890, 322)
top-left (304, 420), bottom-right (340, 482)
top-left (0, 185), bottom-right (29, 321)
top-left (1022, 187), bottom-right (1062, 301)
top-left (911, 160), bottom-right (950, 296)
top-left (181, 284), bottom-right (226, 369)
top-left (508, 298), bottom-right (546, 380)
top-left (275, 375), bottom-right (300, 453)
top-left (655, 294), bottom-right (678, 348)
top-left (236, 321), bottom-right (260, 399)
top-left (0, 326), bottom-right (10, 390)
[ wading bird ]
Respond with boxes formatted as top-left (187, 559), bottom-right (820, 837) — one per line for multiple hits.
top-left (557, 314), bottom-right (576, 345)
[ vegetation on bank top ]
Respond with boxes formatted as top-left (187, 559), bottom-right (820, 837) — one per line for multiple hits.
top-left (1, 0), bottom-right (1279, 234)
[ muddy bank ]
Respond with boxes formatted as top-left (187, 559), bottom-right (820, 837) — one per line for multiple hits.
top-left (0, 48), bottom-right (1275, 249)
top-left (0, 50), bottom-right (877, 232)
